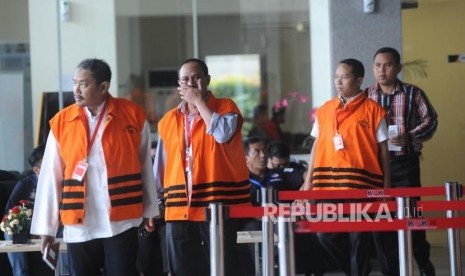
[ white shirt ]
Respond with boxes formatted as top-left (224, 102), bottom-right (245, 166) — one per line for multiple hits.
top-left (31, 102), bottom-right (159, 243)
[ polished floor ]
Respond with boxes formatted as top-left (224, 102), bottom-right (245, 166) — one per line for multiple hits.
top-left (322, 246), bottom-right (465, 276)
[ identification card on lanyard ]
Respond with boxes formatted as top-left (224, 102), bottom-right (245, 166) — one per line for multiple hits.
top-left (72, 160), bottom-right (89, 181)
top-left (333, 132), bottom-right (344, 151)
top-left (184, 112), bottom-right (195, 173)
top-left (72, 100), bottom-right (108, 181)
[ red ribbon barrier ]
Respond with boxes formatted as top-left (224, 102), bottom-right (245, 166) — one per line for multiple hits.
top-left (228, 200), bottom-right (465, 218)
top-left (278, 186), bottom-right (447, 201)
top-left (294, 217), bottom-right (465, 233)
top-left (417, 200), bottom-right (465, 211)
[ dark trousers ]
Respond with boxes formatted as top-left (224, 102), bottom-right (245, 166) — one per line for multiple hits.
top-left (317, 231), bottom-right (372, 276)
top-left (166, 220), bottom-right (242, 276)
top-left (374, 229), bottom-right (432, 275)
top-left (136, 222), bottom-right (168, 275)
top-left (67, 227), bottom-right (138, 276)
top-left (374, 156), bottom-right (434, 275)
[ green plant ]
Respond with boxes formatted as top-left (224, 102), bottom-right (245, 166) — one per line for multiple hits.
top-left (210, 77), bottom-right (261, 135)
top-left (403, 59), bottom-right (428, 80)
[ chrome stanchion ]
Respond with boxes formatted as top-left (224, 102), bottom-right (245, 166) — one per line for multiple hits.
top-left (445, 182), bottom-right (462, 276)
top-left (209, 203), bottom-right (224, 276)
top-left (277, 214), bottom-right (295, 276)
top-left (261, 187), bottom-right (275, 276)
top-left (397, 197), bottom-right (413, 276)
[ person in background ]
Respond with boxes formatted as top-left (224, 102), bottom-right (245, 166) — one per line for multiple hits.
top-left (244, 137), bottom-right (285, 205)
top-left (30, 58), bottom-right (159, 276)
top-left (266, 140), bottom-right (325, 276)
top-left (153, 58), bottom-right (250, 276)
top-left (248, 105), bottom-right (281, 143)
top-left (366, 47), bottom-right (438, 276)
top-left (3, 145), bottom-right (45, 276)
top-left (239, 137), bottom-right (284, 275)
top-left (267, 140), bottom-right (307, 190)
top-left (301, 58), bottom-right (390, 276)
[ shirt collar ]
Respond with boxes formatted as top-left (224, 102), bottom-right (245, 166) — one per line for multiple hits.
top-left (85, 97), bottom-right (108, 119)
top-left (375, 79), bottom-right (405, 95)
top-left (339, 90), bottom-right (364, 105)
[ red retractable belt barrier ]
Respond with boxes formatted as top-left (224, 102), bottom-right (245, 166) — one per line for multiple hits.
top-left (278, 186), bottom-right (446, 201)
top-left (294, 217), bottom-right (465, 233)
top-left (416, 200), bottom-right (465, 211)
top-left (225, 185), bottom-right (464, 233)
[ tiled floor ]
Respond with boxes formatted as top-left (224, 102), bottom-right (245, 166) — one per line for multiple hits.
top-left (323, 246), bottom-right (464, 276)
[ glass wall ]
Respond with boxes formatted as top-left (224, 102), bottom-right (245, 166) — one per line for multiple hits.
top-left (115, 0), bottom-right (312, 151)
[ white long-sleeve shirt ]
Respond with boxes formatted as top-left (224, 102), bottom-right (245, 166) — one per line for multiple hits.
top-left (31, 103), bottom-right (159, 243)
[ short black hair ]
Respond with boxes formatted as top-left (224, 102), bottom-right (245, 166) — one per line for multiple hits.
top-left (77, 58), bottom-right (112, 86)
top-left (374, 47), bottom-right (401, 65)
top-left (339, 58), bottom-right (365, 79)
top-left (267, 141), bottom-right (290, 159)
top-left (243, 136), bottom-right (266, 155)
top-left (28, 144), bottom-right (46, 167)
top-left (178, 58), bottom-right (209, 77)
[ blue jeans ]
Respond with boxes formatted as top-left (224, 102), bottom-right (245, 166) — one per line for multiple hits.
top-left (4, 232), bottom-right (29, 276)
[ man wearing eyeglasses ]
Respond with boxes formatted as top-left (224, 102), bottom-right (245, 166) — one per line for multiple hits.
top-left (153, 58), bottom-right (251, 276)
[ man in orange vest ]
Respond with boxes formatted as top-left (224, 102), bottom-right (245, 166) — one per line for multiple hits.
top-left (153, 58), bottom-right (250, 276)
top-left (300, 58), bottom-right (391, 276)
top-left (30, 58), bottom-right (159, 276)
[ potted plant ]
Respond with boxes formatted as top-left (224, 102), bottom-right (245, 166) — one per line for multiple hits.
top-left (0, 200), bottom-right (33, 244)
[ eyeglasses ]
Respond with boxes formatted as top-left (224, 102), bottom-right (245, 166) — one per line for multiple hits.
top-left (179, 75), bottom-right (205, 84)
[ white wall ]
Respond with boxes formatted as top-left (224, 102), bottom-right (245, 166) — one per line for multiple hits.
top-left (28, 0), bottom-right (118, 142)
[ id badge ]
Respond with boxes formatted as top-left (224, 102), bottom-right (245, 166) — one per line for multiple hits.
top-left (72, 160), bottom-right (88, 181)
top-left (333, 133), bottom-right (344, 151)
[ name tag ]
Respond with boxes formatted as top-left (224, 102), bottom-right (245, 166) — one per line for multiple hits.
top-left (333, 133), bottom-right (344, 151)
top-left (72, 160), bottom-right (88, 181)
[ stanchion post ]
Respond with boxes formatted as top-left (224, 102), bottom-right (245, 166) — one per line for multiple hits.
top-left (396, 197), bottom-right (413, 276)
top-left (209, 203), bottom-right (224, 276)
top-left (261, 187), bottom-right (275, 276)
top-left (445, 182), bottom-right (462, 276)
top-left (277, 215), bottom-right (295, 276)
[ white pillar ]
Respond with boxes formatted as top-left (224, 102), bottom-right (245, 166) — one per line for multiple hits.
top-left (309, 0), bottom-right (333, 108)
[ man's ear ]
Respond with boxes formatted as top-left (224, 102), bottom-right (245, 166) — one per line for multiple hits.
top-left (100, 81), bottom-right (110, 93)
top-left (356, 77), bottom-right (364, 87)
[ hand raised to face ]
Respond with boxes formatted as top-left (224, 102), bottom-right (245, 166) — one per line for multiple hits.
top-left (178, 77), bottom-right (207, 106)
top-left (178, 61), bottom-right (210, 107)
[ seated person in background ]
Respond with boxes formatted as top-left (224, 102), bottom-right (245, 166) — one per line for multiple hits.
top-left (245, 137), bottom-right (285, 206)
top-left (267, 140), bottom-right (325, 276)
top-left (240, 137), bottom-right (325, 276)
top-left (267, 141), bottom-right (307, 191)
top-left (3, 145), bottom-right (50, 276)
top-left (238, 137), bottom-right (284, 274)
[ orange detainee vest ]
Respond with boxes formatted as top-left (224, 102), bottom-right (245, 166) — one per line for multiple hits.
top-left (50, 95), bottom-right (146, 225)
top-left (158, 94), bottom-right (251, 221)
top-left (312, 94), bottom-right (386, 190)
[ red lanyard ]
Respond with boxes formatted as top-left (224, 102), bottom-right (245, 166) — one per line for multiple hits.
top-left (184, 112), bottom-right (197, 148)
top-left (86, 100), bottom-right (108, 157)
